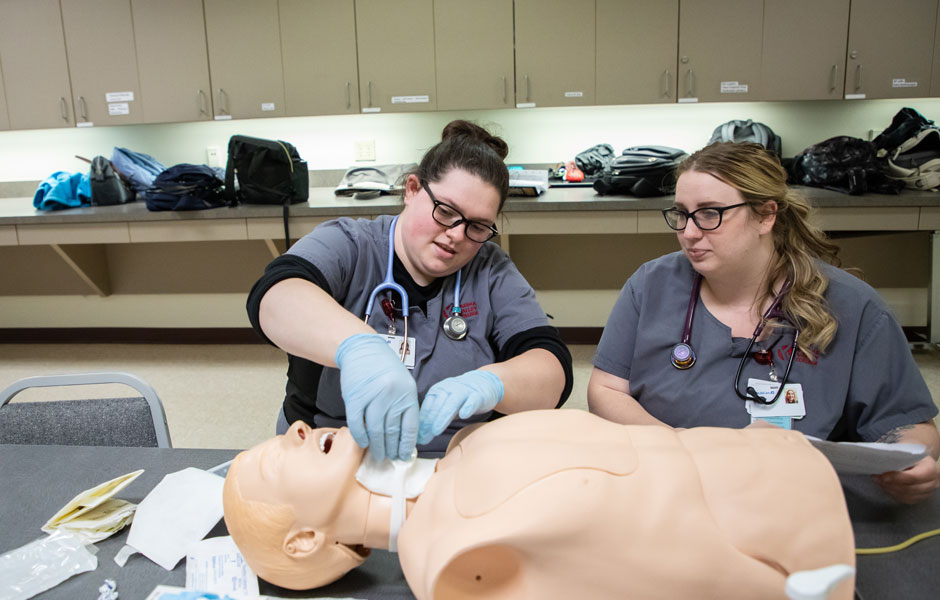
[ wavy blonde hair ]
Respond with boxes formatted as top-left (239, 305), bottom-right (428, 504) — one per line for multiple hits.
top-left (675, 142), bottom-right (841, 356)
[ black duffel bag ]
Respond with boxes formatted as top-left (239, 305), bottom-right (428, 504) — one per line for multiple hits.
top-left (593, 146), bottom-right (688, 197)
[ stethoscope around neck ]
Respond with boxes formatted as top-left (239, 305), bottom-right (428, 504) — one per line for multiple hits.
top-left (362, 217), bottom-right (468, 361)
top-left (671, 273), bottom-right (800, 405)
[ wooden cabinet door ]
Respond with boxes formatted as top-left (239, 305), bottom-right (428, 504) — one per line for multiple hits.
top-left (132, 0), bottom-right (213, 123)
top-left (846, 0), bottom-right (937, 99)
top-left (932, 9), bottom-right (940, 96)
top-left (761, 0), bottom-right (849, 101)
top-left (514, 0), bottom-right (595, 108)
top-left (434, 0), bottom-right (514, 110)
top-left (204, 0), bottom-right (285, 119)
top-left (60, 0), bottom-right (142, 126)
top-left (356, 0), bottom-right (436, 113)
top-left (0, 63), bottom-right (9, 130)
top-left (596, 0), bottom-right (678, 105)
top-left (280, 0), bottom-right (360, 116)
top-left (0, 0), bottom-right (74, 129)
top-left (678, 0), bottom-right (763, 102)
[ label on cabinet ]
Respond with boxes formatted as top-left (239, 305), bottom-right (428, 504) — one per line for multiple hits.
top-left (105, 91), bottom-right (134, 102)
top-left (720, 81), bottom-right (748, 94)
top-left (108, 103), bottom-right (130, 116)
top-left (516, 103), bottom-right (536, 108)
top-left (844, 93), bottom-right (866, 100)
top-left (390, 95), bottom-right (430, 104)
top-left (564, 91), bottom-right (583, 98)
top-left (77, 122), bottom-right (94, 128)
top-left (892, 79), bottom-right (918, 89)
top-left (362, 107), bottom-right (381, 113)
top-left (261, 103), bottom-right (276, 111)
top-left (214, 115), bottom-right (233, 120)
top-left (678, 98), bottom-right (698, 103)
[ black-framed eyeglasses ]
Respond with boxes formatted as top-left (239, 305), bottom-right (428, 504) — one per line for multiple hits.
top-left (421, 180), bottom-right (499, 243)
top-left (662, 202), bottom-right (748, 231)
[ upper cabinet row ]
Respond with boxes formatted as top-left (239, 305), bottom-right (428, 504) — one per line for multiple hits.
top-left (0, 0), bottom-right (937, 131)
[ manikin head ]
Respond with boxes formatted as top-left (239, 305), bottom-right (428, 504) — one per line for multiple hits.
top-left (222, 421), bottom-right (371, 589)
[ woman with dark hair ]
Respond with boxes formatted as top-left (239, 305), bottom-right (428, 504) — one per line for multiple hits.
top-left (248, 120), bottom-right (571, 461)
top-left (589, 141), bottom-right (939, 504)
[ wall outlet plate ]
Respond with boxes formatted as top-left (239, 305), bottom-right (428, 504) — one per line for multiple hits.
top-left (354, 139), bottom-right (376, 162)
top-left (206, 146), bottom-right (222, 167)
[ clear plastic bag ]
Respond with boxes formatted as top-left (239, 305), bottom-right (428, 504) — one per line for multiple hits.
top-left (0, 530), bottom-right (98, 600)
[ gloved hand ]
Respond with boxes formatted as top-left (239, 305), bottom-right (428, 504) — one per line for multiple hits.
top-left (417, 370), bottom-right (504, 445)
top-left (335, 333), bottom-right (418, 461)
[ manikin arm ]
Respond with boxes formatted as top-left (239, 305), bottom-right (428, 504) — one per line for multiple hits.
top-left (587, 367), bottom-right (672, 427)
top-left (259, 278), bottom-right (374, 367)
top-left (874, 420), bottom-right (940, 504)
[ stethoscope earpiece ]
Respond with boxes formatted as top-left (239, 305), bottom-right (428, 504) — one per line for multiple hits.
top-left (670, 343), bottom-right (696, 369)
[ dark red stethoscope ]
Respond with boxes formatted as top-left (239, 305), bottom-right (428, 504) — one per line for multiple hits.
top-left (671, 273), bottom-right (799, 405)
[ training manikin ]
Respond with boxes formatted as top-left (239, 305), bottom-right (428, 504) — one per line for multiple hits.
top-left (222, 410), bottom-right (855, 600)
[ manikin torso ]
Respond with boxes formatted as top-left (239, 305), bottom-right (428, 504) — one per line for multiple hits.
top-left (396, 410), bottom-right (855, 600)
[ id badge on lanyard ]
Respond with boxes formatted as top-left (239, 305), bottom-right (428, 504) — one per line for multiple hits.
top-left (746, 379), bottom-right (806, 429)
top-left (383, 335), bottom-right (416, 369)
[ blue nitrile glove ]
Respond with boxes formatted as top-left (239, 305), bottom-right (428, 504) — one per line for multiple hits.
top-left (335, 333), bottom-right (419, 461)
top-left (417, 370), bottom-right (504, 445)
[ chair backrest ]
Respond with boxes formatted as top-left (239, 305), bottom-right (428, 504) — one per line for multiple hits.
top-left (0, 372), bottom-right (171, 448)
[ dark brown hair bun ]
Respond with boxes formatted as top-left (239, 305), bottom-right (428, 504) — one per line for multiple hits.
top-left (441, 120), bottom-right (509, 160)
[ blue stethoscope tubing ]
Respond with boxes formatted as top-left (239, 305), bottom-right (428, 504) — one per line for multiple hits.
top-left (672, 272), bottom-right (799, 405)
top-left (363, 216), bottom-right (410, 361)
top-left (362, 217), bottom-right (469, 361)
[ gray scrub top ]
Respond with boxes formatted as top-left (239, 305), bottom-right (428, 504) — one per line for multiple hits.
top-left (593, 252), bottom-right (938, 441)
top-left (287, 215), bottom-right (550, 451)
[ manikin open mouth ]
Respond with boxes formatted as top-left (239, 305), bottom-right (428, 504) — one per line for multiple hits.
top-left (319, 432), bottom-right (335, 454)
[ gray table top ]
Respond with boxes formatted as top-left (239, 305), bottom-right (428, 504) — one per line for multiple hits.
top-left (1, 444), bottom-right (937, 599)
top-left (3, 186), bottom-right (940, 226)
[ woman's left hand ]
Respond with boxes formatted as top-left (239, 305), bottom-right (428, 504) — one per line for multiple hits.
top-left (418, 370), bottom-right (504, 445)
top-left (873, 456), bottom-right (940, 504)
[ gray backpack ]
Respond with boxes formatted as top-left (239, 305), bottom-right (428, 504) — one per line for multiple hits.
top-left (880, 127), bottom-right (940, 191)
top-left (708, 119), bottom-right (782, 156)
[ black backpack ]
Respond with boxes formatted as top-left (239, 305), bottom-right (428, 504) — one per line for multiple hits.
top-left (789, 136), bottom-right (904, 196)
top-left (225, 135), bottom-right (309, 248)
top-left (708, 119), bottom-right (782, 156)
top-left (873, 107), bottom-right (940, 191)
top-left (140, 164), bottom-right (226, 211)
top-left (593, 146), bottom-right (688, 197)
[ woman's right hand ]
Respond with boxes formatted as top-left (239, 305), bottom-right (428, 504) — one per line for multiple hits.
top-left (335, 333), bottom-right (419, 461)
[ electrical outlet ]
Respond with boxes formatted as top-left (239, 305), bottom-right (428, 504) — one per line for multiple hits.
top-left (354, 139), bottom-right (376, 162)
top-left (206, 146), bottom-right (222, 167)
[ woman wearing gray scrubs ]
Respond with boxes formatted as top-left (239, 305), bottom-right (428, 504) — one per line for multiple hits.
top-left (247, 121), bottom-right (571, 460)
top-left (589, 142), bottom-right (939, 504)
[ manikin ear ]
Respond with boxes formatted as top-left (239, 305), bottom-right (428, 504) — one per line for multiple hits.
top-left (283, 528), bottom-right (321, 557)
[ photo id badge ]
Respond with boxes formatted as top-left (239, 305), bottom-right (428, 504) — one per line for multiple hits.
top-left (383, 335), bottom-right (416, 369)
top-left (745, 379), bottom-right (805, 418)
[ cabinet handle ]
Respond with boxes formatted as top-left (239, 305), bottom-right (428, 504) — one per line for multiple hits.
top-left (502, 76), bottom-right (507, 104)
top-left (59, 97), bottom-right (69, 122)
top-left (198, 89), bottom-right (208, 115)
top-left (829, 65), bottom-right (838, 93)
top-left (346, 82), bottom-right (351, 108)
top-left (661, 69), bottom-right (670, 97)
top-left (368, 81), bottom-right (373, 107)
top-left (685, 69), bottom-right (694, 97)
top-left (525, 74), bottom-right (530, 102)
top-left (218, 88), bottom-right (229, 114)
top-left (854, 64), bottom-right (862, 92)
top-left (78, 96), bottom-right (87, 121)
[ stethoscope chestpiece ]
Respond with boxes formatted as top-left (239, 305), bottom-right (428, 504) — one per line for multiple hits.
top-left (442, 315), bottom-right (468, 340)
top-left (671, 343), bottom-right (696, 369)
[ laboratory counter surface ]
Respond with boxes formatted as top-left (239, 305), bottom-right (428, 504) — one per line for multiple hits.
top-left (3, 186), bottom-right (940, 249)
top-left (1, 443), bottom-right (938, 600)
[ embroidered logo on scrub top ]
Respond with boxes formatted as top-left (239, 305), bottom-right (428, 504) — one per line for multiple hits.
top-left (443, 301), bottom-right (478, 319)
top-left (778, 344), bottom-right (819, 366)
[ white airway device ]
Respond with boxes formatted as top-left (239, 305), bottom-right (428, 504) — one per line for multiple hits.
top-left (355, 451), bottom-right (437, 552)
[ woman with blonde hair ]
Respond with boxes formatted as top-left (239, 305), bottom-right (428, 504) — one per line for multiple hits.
top-left (589, 142), bottom-right (939, 504)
